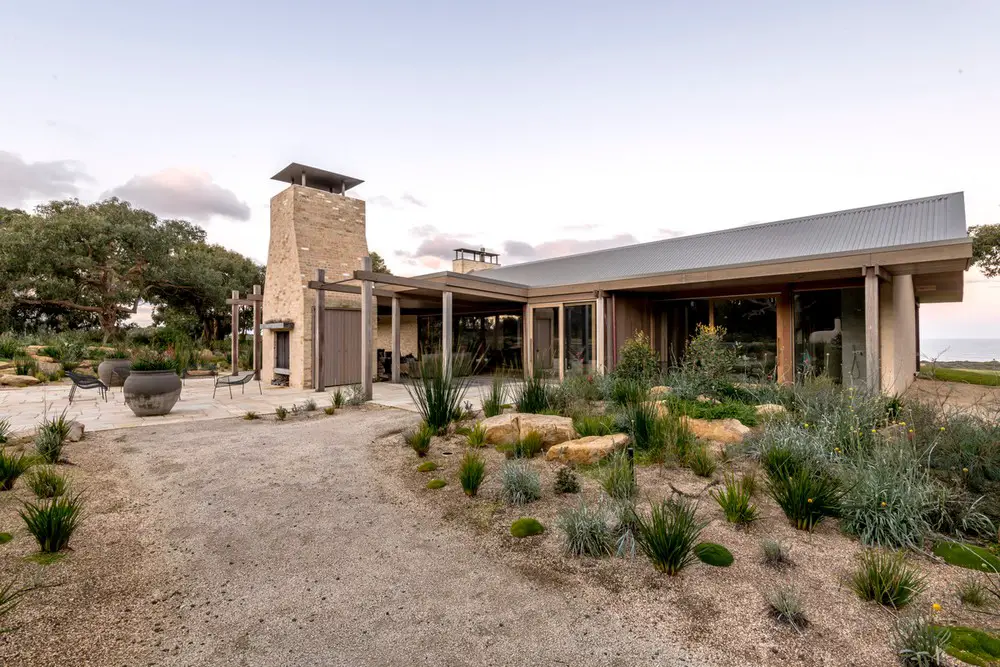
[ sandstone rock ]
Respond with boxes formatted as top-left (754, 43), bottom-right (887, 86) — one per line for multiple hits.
top-left (67, 422), bottom-right (85, 442)
top-left (0, 374), bottom-right (41, 387)
top-left (545, 433), bottom-right (629, 464)
top-left (25, 345), bottom-right (46, 355)
top-left (696, 394), bottom-right (720, 404)
top-left (0, 361), bottom-right (14, 373)
top-left (517, 414), bottom-right (575, 449)
top-left (480, 413), bottom-right (521, 446)
top-left (649, 386), bottom-right (672, 399)
top-left (755, 403), bottom-right (787, 418)
top-left (682, 416), bottom-right (750, 444)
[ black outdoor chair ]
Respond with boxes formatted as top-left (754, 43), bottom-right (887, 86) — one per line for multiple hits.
top-left (213, 371), bottom-right (262, 399)
top-left (66, 370), bottom-right (108, 403)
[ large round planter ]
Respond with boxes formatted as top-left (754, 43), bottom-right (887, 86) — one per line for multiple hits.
top-left (97, 358), bottom-right (132, 387)
top-left (123, 370), bottom-right (182, 417)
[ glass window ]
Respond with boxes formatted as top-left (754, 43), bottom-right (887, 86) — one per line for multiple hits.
top-left (793, 287), bottom-right (866, 385)
top-left (713, 298), bottom-right (777, 380)
top-left (532, 307), bottom-right (559, 376)
top-left (564, 303), bottom-right (595, 375)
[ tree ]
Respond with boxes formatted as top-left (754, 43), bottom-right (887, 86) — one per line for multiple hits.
top-left (370, 251), bottom-right (391, 274)
top-left (971, 224), bottom-right (1000, 278)
top-left (0, 199), bottom-right (203, 334)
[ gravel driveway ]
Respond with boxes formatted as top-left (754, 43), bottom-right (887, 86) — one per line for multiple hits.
top-left (105, 407), bottom-right (704, 667)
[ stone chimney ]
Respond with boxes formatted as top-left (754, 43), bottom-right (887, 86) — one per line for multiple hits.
top-left (452, 247), bottom-right (500, 274)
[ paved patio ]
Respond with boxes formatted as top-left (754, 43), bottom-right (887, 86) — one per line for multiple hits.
top-left (0, 377), bottom-right (443, 436)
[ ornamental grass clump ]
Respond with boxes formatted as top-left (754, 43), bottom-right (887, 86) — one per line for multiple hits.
top-left (760, 538), bottom-right (792, 568)
top-left (404, 422), bottom-right (434, 457)
top-left (501, 431), bottom-right (544, 459)
top-left (767, 467), bottom-right (843, 531)
top-left (499, 461), bottom-right (541, 505)
top-left (687, 445), bottom-right (717, 477)
top-left (710, 472), bottom-right (759, 525)
top-left (600, 450), bottom-right (636, 501)
top-left (35, 409), bottom-right (73, 465)
top-left (851, 550), bottom-right (927, 608)
top-left (406, 355), bottom-right (473, 433)
top-left (572, 414), bottom-right (615, 437)
top-left (513, 372), bottom-right (550, 414)
top-left (465, 422), bottom-right (488, 448)
top-left (274, 406), bottom-right (288, 421)
top-left (20, 492), bottom-right (83, 553)
top-left (894, 614), bottom-right (950, 667)
top-left (480, 372), bottom-right (507, 418)
top-left (0, 417), bottom-right (10, 445)
top-left (25, 467), bottom-right (66, 499)
top-left (955, 576), bottom-right (990, 608)
top-left (633, 497), bottom-right (706, 575)
top-left (557, 499), bottom-right (612, 557)
top-left (767, 585), bottom-right (808, 630)
top-left (0, 449), bottom-right (31, 491)
top-left (458, 450), bottom-right (486, 497)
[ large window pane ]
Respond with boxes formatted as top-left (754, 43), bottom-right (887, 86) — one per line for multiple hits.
top-left (532, 307), bottom-right (559, 376)
top-left (713, 298), bottom-right (777, 380)
top-left (793, 287), bottom-right (866, 385)
top-left (564, 303), bottom-right (595, 375)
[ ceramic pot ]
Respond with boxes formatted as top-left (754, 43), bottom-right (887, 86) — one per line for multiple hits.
top-left (123, 370), bottom-right (181, 416)
top-left (97, 358), bottom-right (132, 387)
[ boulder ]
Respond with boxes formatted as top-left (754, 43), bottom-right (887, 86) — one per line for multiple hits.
top-left (0, 374), bottom-right (41, 387)
top-left (649, 385), bottom-right (672, 399)
top-left (480, 413), bottom-right (521, 446)
top-left (25, 345), bottom-right (46, 355)
top-left (0, 362), bottom-right (14, 373)
top-left (682, 416), bottom-right (750, 444)
top-left (33, 355), bottom-right (56, 364)
top-left (517, 414), bottom-right (575, 449)
top-left (545, 433), bottom-right (629, 464)
top-left (67, 422), bottom-right (85, 442)
top-left (755, 403), bottom-right (787, 418)
top-left (696, 394), bottom-right (720, 404)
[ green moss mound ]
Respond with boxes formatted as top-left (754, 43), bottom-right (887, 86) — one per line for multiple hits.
top-left (934, 541), bottom-right (1000, 573)
top-left (510, 517), bottom-right (545, 538)
top-left (694, 542), bottom-right (734, 567)
top-left (0, 532), bottom-right (11, 545)
top-left (426, 479), bottom-right (447, 490)
top-left (416, 461), bottom-right (438, 473)
top-left (941, 626), bottom-right (1000, 667)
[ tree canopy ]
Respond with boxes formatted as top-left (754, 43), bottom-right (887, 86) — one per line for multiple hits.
top-left (369, 251), bottom-right (391, 274)
top-left (971, 224), bottom-right (1000, 279)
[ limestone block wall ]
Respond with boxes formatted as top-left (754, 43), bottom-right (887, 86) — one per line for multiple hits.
top-left (879, 274), bottom-right (917, 396)
top-left (453, 258), bottom-right (500, 274)
top-left (375, 315), bottom-right (419, 357)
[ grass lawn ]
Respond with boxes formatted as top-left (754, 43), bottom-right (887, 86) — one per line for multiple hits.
top-left (919, 364), bottom-right (1000, 386)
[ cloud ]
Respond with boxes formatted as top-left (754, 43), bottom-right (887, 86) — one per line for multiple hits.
top-left (502, 234), bottom-right (639, 263)
top-left (393, 224), bottom-right (472, 271)
top-left (400, 192), bottom-right (426, 207)
top-left (104, 168), bottom-right (250, 221)
top-left (0, 150), bottom-right (90, 205)
top-left (368, 192), bottom-right (426, 209)
top-left (656, 228), bottom-right (685, 239)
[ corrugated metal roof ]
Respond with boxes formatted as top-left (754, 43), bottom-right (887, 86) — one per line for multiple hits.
top-left (470, 192), bottom-right (968, 287)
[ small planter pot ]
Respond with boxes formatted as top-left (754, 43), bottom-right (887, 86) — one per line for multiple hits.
top-left (123, 370), bottom-right (182, 417)
top-left (97, 358), bottom-right (132, 387)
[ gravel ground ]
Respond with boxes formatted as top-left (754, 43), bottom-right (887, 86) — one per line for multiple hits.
top-left (2, 406), bottom-right (708, 667)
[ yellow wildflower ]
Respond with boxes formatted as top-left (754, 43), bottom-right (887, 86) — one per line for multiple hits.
top-left (963, 467), bottom-right (969, 473)
top-left (932, 603), bottom-right (941, 612)
top-left (940, 427), bottom-right (946, 431)
top-left (881, 501), bottom-right (887, 507)
top-left (807, 498), bottom-right (813, 504)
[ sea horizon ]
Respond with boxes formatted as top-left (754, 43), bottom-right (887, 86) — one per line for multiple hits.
top-left (920, 338), bottom-right (1000, 363)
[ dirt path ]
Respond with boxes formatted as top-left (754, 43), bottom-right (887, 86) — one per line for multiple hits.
top-left (5, 408), bottom-right (704, 666)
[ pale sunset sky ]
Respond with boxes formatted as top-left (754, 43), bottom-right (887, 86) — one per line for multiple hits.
top-left (1, 1), bottom-right (998, 339)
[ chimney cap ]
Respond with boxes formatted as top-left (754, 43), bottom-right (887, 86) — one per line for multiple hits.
top-left (271, 162), bottom-right (364, 193)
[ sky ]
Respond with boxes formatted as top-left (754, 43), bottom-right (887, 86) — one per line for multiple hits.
top-left (1, 0), bottom-right (998, 339)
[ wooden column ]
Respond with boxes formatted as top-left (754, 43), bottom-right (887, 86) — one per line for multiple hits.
top-left (391, 296), bottom-right (401, 383)
top-left (522, 304), bottom-right (530, 376)
top-left (442, 291), bottom-right (453, 376)
top-left (230, 290), bottom-right (239, 375)
top-left (864, 266), bottom-right (881, 391)
top-left (252, 284), bottom-right (262, 380)
top-left (361, 257), bottom-right (373, 400)
top-left (776, 287), bottom-right (794, 384)
top-left (314, 269), bottom-right (325, 392)
top-left (557, 303), bottom-right (565, 381)
top-left (595, 294), bottom-right (605, 374)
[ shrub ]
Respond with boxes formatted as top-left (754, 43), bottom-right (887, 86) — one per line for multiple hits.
top-left (894, 615), bottom-right (950, 667)
top-left (14, 352), bottom-right (37, 376)
top-left (130, 350), bottom-right (177, 372)
top-left (710, 472), bottom-right (759, 525)
top-left (607, 376), bottom-right (650, 408)
top-left (554, 466), bottom-right (580, 494)
top-left (687, 446), bottom-right (717, 477)
top-left (0, 417), bottom-right (10, 445)
top-left (600, 451), bottom-right (636, 501)
top-left (426, 479), bottom-right (446, 489)
top-left (510, 517), bottom-right (544, 538)
top-left (573, 414), bottom-right (615, 437)
top-left (767, 585), bottom-right (808, 630)
top-left (633, 498), bottom-right (706, 575)
top-left (955, 576), bottom-right (990, 608)
top-left (767, 467), bottom-right (843, 531)
top-left (243, 411), bottom-right (260, 420)
top-left (851, 550), bottom-right (927, 608)
top-left (557, 500), bottom-right (612, 556)
top-left (346, 384), bottom-right (366, 406)
top-left (404, 422), bottom-right (434, 457)
top-left (0, 333), bottom-right (22, 359)
top-left (20, 492), bottom-right (83, 552)
top-left (681, 324), bottom-right (737, 395)
top-left (499, 461), bottom-right (541, 505)
top-left (513, 372), bottom-right (550, 414)
top-left (406, 355), bottom-right (472, 433)
top-left (615, 331), bottom-right (659, 385)
top-left (274, 406), bottom-right (288, 421)
top-left (760, 538), bottom-right (791, 567)
top-left (25, 468), bottom-right (66, 498)
top-left (416, 461), bottom-right (438, 473)
top-left (324, 406), bottom-right (335, 415)
top-left (694, 542), bottom-right (733, 567)
top-left (666, 396), bottom-right (759, 427)
top-left (332, 389), bottom-right (346, 408)
top-left (0, 449), bottom-right (31, 491)
top-left (480, 372), bottom-right (507, 418)
top-left (555, 373), bottom-right (603, 410)
top-left (303, 398), bottom-right (317, 412)
top-left (458, 450), bottom-right (486, 497)
top-left (466, 422), bottom-right (487, 447)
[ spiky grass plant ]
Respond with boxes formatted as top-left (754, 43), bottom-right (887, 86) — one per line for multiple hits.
top-left (274, 406), bottom-right (288, 421)
top-left (710, 472), bottom-right (759, 525)
top-left (500, 431), bottom-right (544, 459)
top-left (761, 538), bottom-right (792, 568)
top-left (611, 500), bottom-right (639, 558)
top-left (404, 422), bottom-right (434, 457)
top-left (481, 372), bottom-right (507, 418)
top-left (851, 550), bottom-right (927, 608)
top-left (955, 575), bottom-right (990, 608)
top-left (621, 398), bottom-right (664, 453)
top-left (607, 376), bottom-right (650, 408)
top-left (894, 614), bottom-right (951, 667)
top-left (25, 467), bottom-right (66, 499)
top-left (600, 450), bottom-right (636, 501)
top-left (513, 372), bottom-right (550, 414)
top-left (0, 417), bottom-right (10, 445)
top-left (458, 450), bottom-right (486, 497)
top-left (243, 411), bottom-right (260, 420)
top-left (332, 389), bottom-right (345, 408)
top-left (0, 448), bottom-right (31, 491)
top-left (572, 414), bottom-right (615, 437)
top-left (767, 585), bottom-right (808, 630)
top-left (466, 422), bottom-right (488, 447)
top-left (499, 461), bottom-right (541, 505)
top-left (557, 499), bottom-right (612, 557)
top-left (767, 467), bottom-right (843, 531)
top-left (35, 408), bottom-right (73, 464)
top-left (633, 497), bottom-right (706, 575)
top-left (687, 445), bottom-right (717, 477)
top-left (20, 492), bottom-right (83, 553)
top-left (406, 355), bottom-right (472, 433)
top-left (0, 578), bottom-right (31, 633)
top-left (302, 398), bottom-right (317, 412)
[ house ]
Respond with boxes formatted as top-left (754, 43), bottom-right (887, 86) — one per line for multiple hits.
top-left (261, 163), bottom-right (972, 397)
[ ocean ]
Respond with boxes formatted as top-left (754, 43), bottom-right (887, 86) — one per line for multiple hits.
top-left (920, 339), bottom-right (1000, 363)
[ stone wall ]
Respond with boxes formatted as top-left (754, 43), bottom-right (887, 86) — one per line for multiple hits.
top-left (375, 314), bottom-right (419, 357)
top-left (453, 258), bottom-right (500, 274)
